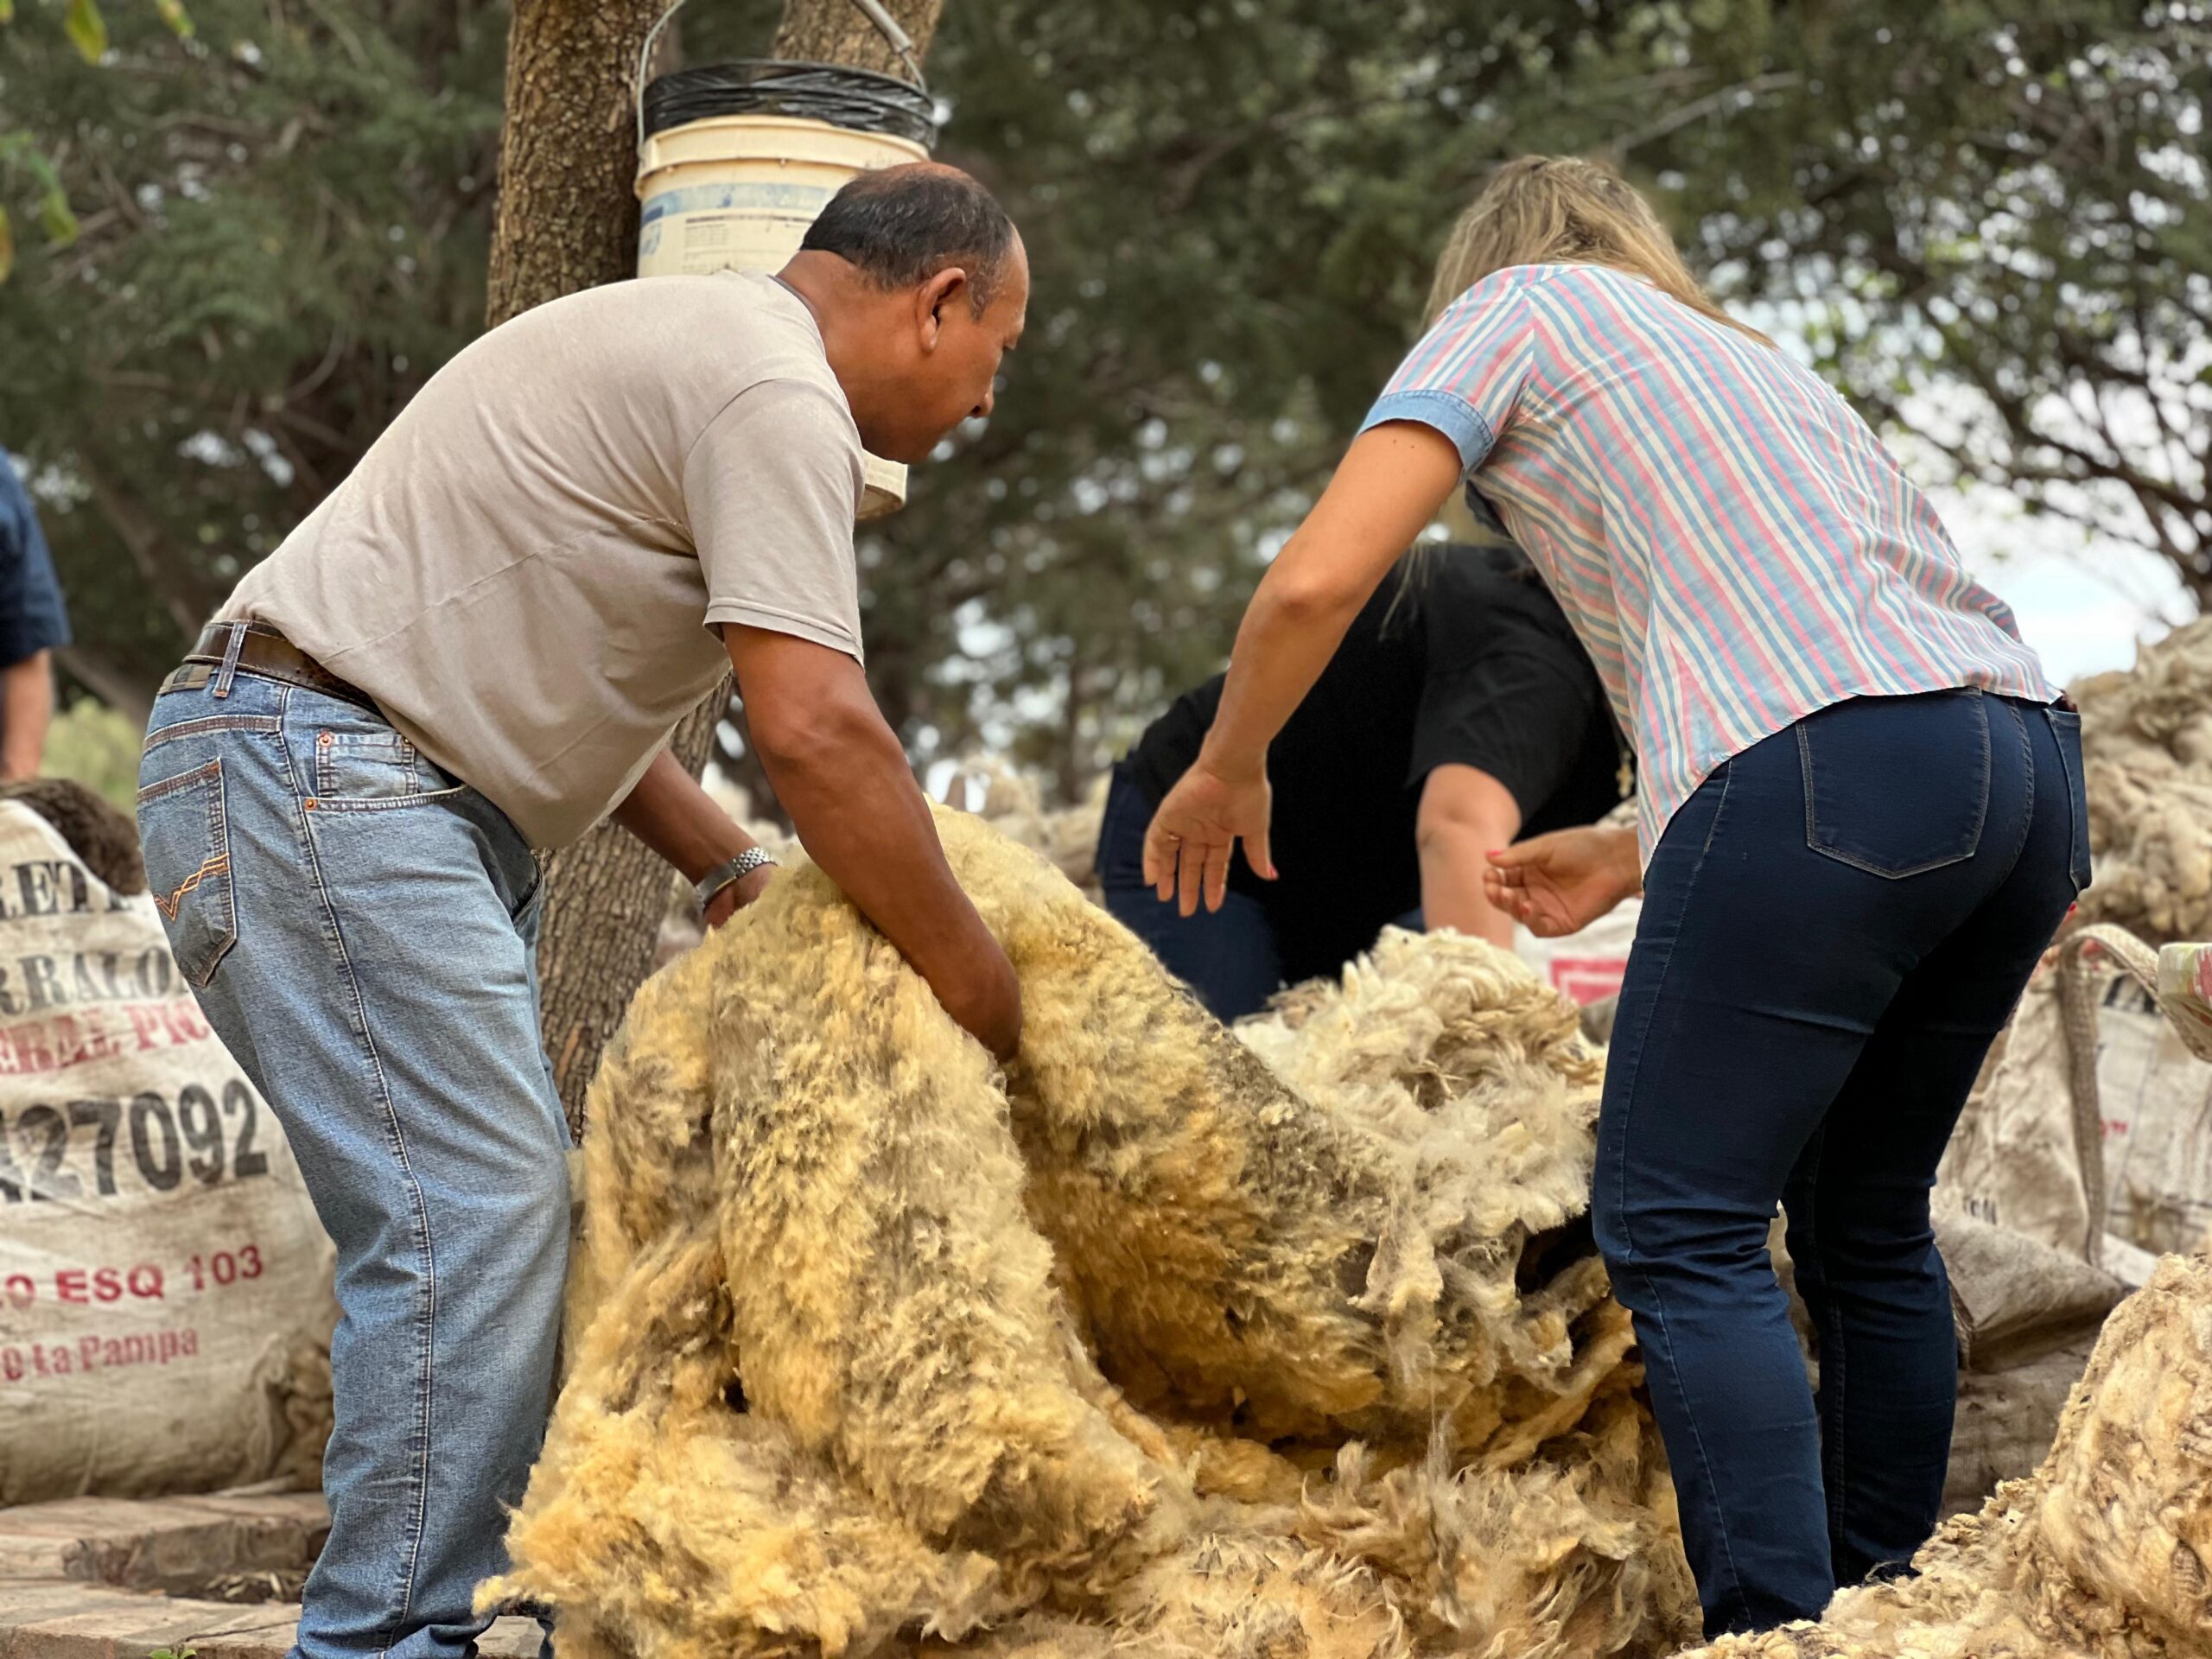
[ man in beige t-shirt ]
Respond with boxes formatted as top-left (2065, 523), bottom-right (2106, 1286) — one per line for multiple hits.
top-left (133, 164), bottom-right (1027, 1659)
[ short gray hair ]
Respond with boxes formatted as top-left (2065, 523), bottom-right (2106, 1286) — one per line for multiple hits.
top-left (799, 164), bottom-right (1016, 316)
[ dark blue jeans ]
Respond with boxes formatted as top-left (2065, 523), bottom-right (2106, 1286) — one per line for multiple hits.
top-left (1599, 690), bottom-right (2088, 1636)
top-left (1096, 766), bottom-right (1284, 1020)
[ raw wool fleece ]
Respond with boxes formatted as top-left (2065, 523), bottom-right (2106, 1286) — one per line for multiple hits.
top-left (1678, 1250), bottom-right (2212, 1659)
top-left (486, 810), bottom-right (1698, 1659)
top-left (2072, 615), bottom-right (2212, 946)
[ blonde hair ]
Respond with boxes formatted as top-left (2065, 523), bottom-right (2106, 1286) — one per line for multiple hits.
top-left (1425, 155), bottom-right (1770, 345)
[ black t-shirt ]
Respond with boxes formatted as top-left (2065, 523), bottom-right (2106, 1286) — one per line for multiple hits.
top-left (1126, 544), bottom-right (1624, 980)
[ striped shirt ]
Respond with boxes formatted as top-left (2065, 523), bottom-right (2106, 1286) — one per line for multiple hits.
top-left (1360, 263), bottom-right (2052, 862)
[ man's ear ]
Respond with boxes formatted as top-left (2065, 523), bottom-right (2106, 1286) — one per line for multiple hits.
top-left (915, 267), bottom-right (969, 352)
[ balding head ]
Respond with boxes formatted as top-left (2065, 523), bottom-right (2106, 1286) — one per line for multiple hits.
top-left (799, 162), bottom-right (1018, 318)
top-left (781, 162), bottom-right (1028, 465)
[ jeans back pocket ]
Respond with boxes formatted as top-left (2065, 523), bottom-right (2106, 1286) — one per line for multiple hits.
top-left (2043, 706), bottom-right (2094, 893)
top-left (136, 759), bottom-right (239, 987)
top-left (1797, 690), bottom-right (1991, 880)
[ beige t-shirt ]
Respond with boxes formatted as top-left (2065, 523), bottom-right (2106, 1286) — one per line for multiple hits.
top-left (223, 270), bottom-right (863, 849)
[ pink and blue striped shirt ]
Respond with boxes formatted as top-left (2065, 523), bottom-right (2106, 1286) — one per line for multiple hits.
top-left (1361, 263), bottom-right (2052, 862)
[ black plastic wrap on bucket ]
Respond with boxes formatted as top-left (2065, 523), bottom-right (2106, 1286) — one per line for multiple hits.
top-left (643, 60), bottom-right (937, 149)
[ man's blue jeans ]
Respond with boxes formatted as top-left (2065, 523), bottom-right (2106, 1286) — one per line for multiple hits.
top-left (1601, 690), bottom-right (2088, 1635)
top-left (137, 670), bottom-right (570, 1659)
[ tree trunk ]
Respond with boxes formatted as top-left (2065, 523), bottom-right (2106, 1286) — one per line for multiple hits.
top-left (489, 0), bottom-right (708, 1136)
top-left (492, 0), bottom-right (947, 1135)
top-left (486, 0), bottom-right (664, 329)
top-left (771, 0), bottom-right (944, 80)
top-left (537, 685), bottom-right (728, 1132)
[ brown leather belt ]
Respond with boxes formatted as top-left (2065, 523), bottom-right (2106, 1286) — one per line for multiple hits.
top-left (160, 623), bottom-right (380, 711)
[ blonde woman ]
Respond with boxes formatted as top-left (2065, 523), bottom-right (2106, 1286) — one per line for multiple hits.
top-left (1143, 157), bottom-right (2088, 1637)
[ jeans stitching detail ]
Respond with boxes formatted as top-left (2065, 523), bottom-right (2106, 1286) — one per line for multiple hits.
top-left (143, 714), bottom-right (284, 753)
top-left (1999, 701), bottom-right (2036, 881)
top-left (2042, 709), bottom-right (2090, 893)
top-left (303, 788), bottom-right (474, 815)
top-left (138, 761), bottom-right (240, 985)
top-left (282, 690), bottom-right (438, 1644)
top-left (315, 730), bottom-right (427, 802)
top-left (1699, 761), bottom-right (1734, 859)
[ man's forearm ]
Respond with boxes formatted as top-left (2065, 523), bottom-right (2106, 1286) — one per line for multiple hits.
top-left (766, 707), bottom-right (987, 974)
top-left (726, 625), bottom-right (1020, 1055)
top-left (0, 652), bottom-right (53, 781)
top-left (612, 747), bottom-right (758, 883)
top-left (760, 703), bottom-right (1020, 1055)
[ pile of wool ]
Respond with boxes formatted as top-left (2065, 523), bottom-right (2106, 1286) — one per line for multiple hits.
top-left (657, 769), bottom-right (1106, 969)
top-left (485, 811), bottom-right (1696, 1659)
top-left (936, 756), bottom-right (1109, 903)
top-left (2072, 616), bottom-right (2212, 945)
top-left (1679, 1249), bottom-right (2212, 1659)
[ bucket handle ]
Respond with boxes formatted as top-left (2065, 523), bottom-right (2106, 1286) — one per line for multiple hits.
top-left (636, 0), bottom-right (927, 150)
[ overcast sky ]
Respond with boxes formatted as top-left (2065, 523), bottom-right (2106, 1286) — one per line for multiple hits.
top-left (1929, 478), bottom-right (2193, 687)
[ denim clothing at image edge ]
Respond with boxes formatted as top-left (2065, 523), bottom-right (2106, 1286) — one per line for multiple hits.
top-left (1596, 688), bottom-right (2087, 1636)
top-left (136, 667), bottom-right (568, 1659)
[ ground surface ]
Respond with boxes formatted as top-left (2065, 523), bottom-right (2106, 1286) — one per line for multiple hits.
top-left (0, 1493), bottom-right (539, 1659)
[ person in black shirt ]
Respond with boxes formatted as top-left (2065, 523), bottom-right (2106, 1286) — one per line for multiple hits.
top-left (1097, 541), bottom-right (1624, 1020)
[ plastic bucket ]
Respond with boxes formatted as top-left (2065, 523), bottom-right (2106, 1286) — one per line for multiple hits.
top-left (638, 65), bottom-right (933, 519)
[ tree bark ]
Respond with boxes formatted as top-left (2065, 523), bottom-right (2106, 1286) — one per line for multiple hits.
top-left (488, 0), bottom-right (713, 1136)
top-left (493, 0), bottom-right (948, 1134)
top-left (537, 685), bottom-right (728, 1132)
top-left (486, 0), bottom-right (665, 329)
top-left (771, 0), bottom-right (944, 81)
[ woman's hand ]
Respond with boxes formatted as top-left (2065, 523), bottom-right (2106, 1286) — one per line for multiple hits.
top-left (1483, 824), bottom-right (1641, 938)
top-left (1141, 760), bottom-right (1274, 917)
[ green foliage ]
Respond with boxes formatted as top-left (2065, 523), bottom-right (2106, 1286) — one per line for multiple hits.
top-left (1, 0), bottom-right (2203, 800)
top-left (1677, 2), bottom-right (2210, 599)
top-left (0, 130), bottom-right (78, 280)
top-left (44, 694), bottom-right (141, 813)
top-left (0, 0), bottom-right (503, 701)
top-left (729, 0), bottom-right (2207, 790)
top-left (63, 0), bottom-right (106, 61)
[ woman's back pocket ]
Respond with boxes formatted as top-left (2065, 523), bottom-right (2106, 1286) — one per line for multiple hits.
top-left (1797, 690), bottom-right (1991, 879)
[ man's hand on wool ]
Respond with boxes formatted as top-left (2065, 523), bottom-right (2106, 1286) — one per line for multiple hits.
top-left (702, 863), bottom-right (776, 930)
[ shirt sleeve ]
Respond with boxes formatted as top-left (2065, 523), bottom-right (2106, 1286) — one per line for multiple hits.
top-left (0, 461), bottom-right (72, 668)
top-left (682, 378), bottom-right (867, 663)
top-left (1358, 273), bottom-right (1539, 476)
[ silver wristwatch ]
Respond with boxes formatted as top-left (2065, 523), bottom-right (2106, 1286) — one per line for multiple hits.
top-left (694, 847), bottom-right (777, 913)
